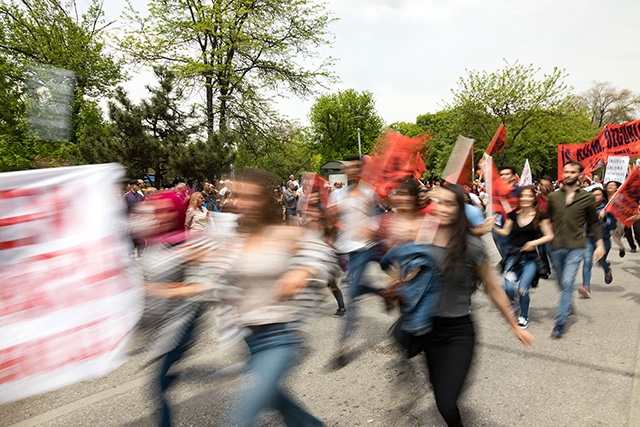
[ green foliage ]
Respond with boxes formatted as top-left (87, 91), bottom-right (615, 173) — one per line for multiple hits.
top-left (449, 61), bottom-right (574, 161)
top-left (119, 0), bottom-right (336, 144)
top-left (106, 67), bottom-right (200, 186)
top-left (0, 0), bottom-right (122, 96)
top-left (235, 124), bottom-right (317, 180)
top-left (308, 89), bottom-right (384, 164)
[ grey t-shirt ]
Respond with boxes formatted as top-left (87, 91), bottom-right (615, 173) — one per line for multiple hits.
top-left (430, 235), bottom-right (488, 318)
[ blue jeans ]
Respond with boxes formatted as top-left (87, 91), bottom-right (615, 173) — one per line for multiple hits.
top-left (503, 253), bottom-right (537, 319)
top-left (340, 246), bottom-right (379, 344)
top-left (581, 237), bottom-right (612, 287)
top-left (549, 248), bottom-right (584, 326)
top-left (230, 324), bottom-right (323, 427)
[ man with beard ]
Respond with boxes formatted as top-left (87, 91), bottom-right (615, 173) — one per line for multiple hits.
top-left (546, 161), bottom-right (604, 339)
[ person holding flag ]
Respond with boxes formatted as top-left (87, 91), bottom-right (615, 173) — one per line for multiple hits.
top-left (546, 161), bottom-right (604, 339)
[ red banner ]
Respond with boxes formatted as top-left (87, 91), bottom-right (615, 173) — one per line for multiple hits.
top-left (486, 124), bottom-right (506, 155)
top-left (482, 154), bottom-right (517, 215)
top-left (605, 166), bottom-right (640, 227)
top-left (558, 120), bottom-right (640, 180)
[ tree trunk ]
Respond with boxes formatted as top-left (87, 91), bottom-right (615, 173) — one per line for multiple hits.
top-left (205, 75), bottom-right (214, 140)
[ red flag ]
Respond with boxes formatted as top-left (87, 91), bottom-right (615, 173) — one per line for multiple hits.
top-left (605, 166), bottom-right (640, 227)
top-left (482, 154), bottom-right (517, 215)
top-left (485, 124), bottom-right (507, 155)
top-left (363, 130), bottom-right (425, 197)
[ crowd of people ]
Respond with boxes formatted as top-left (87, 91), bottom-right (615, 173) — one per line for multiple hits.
top-left (119, 157), bottom-right (639, 427)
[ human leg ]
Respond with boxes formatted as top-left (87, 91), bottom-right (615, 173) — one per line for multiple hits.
top-left (232, 327), bottom-right (323, 427)
top-left (554, 248), bottom-right (583, 331)
top-left (517, 257), bottom-right (537, 320)
top-left (423, 316), bottom-right (475, 427)
top-left (624, 226), bottom-right (637, 251)
top-left (339, 247), bottom-right (377, 344)
top-left (580, 239), bottom-right (595, 296)
top-left (502, 255), bottom-right (517, 305)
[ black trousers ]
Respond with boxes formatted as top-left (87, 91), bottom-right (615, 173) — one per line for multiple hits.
top-left (422, 315), bottom-right (475, 427)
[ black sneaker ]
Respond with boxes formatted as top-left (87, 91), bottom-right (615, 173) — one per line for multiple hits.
top-left (619, 249), bottom-right (626, 258)
top-left (333, 308), bottom-right (346, 318)
top-left (631, 248), bottom-right (637, 253)
top-left (550, 323), bottom-right (564, 339)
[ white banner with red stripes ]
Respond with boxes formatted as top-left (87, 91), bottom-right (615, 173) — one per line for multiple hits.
top-left (0, 164), bottom-right (142, 404)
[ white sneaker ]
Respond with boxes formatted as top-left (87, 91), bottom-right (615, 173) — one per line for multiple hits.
top-left (517, 316), bottom-right (529, 329)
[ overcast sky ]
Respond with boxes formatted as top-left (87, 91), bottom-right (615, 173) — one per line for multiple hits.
top-left (104, 0), bottom-right (640, 126)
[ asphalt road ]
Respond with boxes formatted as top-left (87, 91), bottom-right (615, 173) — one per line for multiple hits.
top-left (2, 235), bottom-right (640, 427)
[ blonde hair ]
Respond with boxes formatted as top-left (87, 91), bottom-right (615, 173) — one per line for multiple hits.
top-left (188, 192), bottom-right (203, 209)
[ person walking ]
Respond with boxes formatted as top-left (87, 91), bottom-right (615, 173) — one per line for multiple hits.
top-left (546, 161), bottom-right (604, 339)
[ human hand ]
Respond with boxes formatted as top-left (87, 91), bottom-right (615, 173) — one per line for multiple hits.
top-left (514, 328), bottom-right (535, 348)
top-left (599, 210), bottom-right (606, 220)
top-left (276, 268), bottom-right (314, 299)
top-left (520, 241), bottom-right (536, 252)
top-left (593, 245), bottom-right (605, 262)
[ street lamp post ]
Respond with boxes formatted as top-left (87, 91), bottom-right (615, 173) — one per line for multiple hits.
top-left (351, 115), bottom-right (364, 159)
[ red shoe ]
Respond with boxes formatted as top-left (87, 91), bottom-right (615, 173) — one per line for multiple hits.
top-left (578, 285), bottom-right (591, 299)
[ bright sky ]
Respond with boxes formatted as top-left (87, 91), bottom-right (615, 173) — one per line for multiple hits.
top-left (103, 0), bottom-right (640, 126)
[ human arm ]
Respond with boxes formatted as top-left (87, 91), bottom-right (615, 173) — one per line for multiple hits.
top-left (493, 216), bottom-right (513, 237)
top-left (184, 208), bottom-right (195, 230)
top-left (521, 218), bottom-right (554, 252)
top-left (476, 261), bottom-right (535, 347)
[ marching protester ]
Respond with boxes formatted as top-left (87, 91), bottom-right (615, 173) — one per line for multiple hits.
top-left (546, 161), bottom-right (604, 339)
top-left (579, 187), bottom-right (616, 298)
top-left (493, 185), bottom-right (554, 328)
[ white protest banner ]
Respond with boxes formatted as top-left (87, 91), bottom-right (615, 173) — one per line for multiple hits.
top-left (604, 156), bottom-right (630, 184)
top-left (0, 164), bottom-right (142, 404)
top-left (520, 159), bottom-right (533, 186)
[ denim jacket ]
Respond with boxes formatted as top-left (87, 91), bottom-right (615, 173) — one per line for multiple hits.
top-left (380, 243), bottom-right (441, 336)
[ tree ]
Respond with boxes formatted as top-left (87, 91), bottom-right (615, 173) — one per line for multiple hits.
top-left (0, 0), bottom-right (123, 170)
top-left (0, 0), bottom-right (122, 98)
top-left (234, 124), bottom-right (318, 179)
top-left (107, 67), bottom-right (199, 187)
top-left (308, 89), bottom-right (384, 164)
top-left (577, 81), bottom-right (640, 128)
top-left (119, 0), bottom-right (335, 146)
top-left (449, 61), bottom-right (574, 164)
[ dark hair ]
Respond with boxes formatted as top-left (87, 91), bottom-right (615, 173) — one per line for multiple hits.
top-left (540, 175), bottom-right (553, 183)
top-left (590, 187), bottom-right (608, 204)
top-left (129, 179), bottom-right (140, 186)
top-left (439, 184), bottom-right (469, 272)
top-left (564, 160), bottom-right (584, 172)
top-left (605, 181), bottom-right (621, 189)
top-left (237, 168), bottom-right (283, 227)
top-left (499, 165), bottom-right (516, 175)
top-left (516, 185), bottom-right (541, 229)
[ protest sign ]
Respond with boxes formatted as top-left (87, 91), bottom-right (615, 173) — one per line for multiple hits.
top-left (603, 156), bottom-right (630, 184)
top-left (520, 159), bottom-right (533, 186)
top-left (605, 166), bottom-right (640, 227)
top-left (0, 164), bottom-right (142, 404)
top-left (558, 120), bottom-right (640, 179)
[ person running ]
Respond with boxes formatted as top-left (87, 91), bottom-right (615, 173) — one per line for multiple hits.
top-left (605, 181), bottom-right (635, 256)
top-left (547, 161), bottom-right (604, 339)
top-left (493, 185), bottom-right (553, 329)
top-left (579, 187), bottom-right (616, 297)
top-left (414, 184), bottom-right (534, 426)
